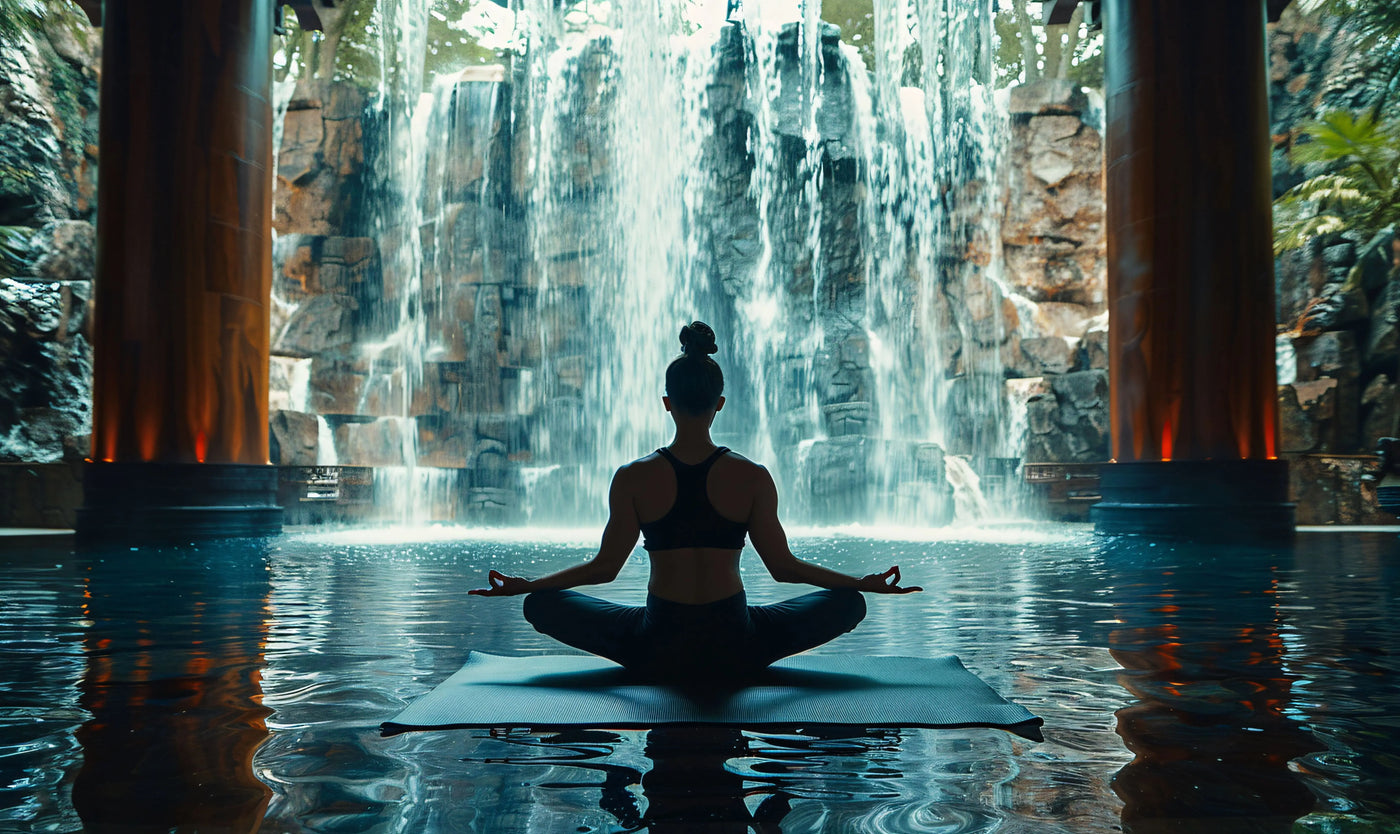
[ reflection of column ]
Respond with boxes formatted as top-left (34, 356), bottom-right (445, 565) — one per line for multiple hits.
top-left (73, 546), bottom-right (272, 831)
top-left (1103, 539), bottom-right (1320, 832)
top-left (1092, 0), bottom-right (1293, 539)
top-left (78, 0), bottom-right (282, 538)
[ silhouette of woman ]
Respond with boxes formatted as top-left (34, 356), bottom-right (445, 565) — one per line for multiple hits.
top-left (471, 321), bottom-right (920, 682)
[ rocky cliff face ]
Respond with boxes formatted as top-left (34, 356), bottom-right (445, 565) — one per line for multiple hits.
top-left (1001, 80), bottom-right (1109, 465)
top-left (1269, 7), bottom-right (1400, 499)
top-left (261, 31), bottom-right (1119, 523)
top-left (0, 13), bottom-right (98, 464)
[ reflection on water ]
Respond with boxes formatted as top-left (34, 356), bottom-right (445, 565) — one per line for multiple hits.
top-left (1, 527), bottom-right (1398, 831)
top-left (1103, 539), bottom-right (1324, 834)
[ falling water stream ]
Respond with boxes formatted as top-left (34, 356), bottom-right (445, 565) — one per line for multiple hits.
top-left (338, 0), bottom-right (1018, 526)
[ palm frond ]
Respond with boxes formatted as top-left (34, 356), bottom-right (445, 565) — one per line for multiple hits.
top-left (1279, 171), bottom-right (1373, 208)
top-left (1274, 211), bottom-right (1349, 255)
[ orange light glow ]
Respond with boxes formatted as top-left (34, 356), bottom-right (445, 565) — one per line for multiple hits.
top-left (195, 432), bottom-right (207, 463)
top-left (138, 421), bottom-right (158, 462)
top-left (1160, 419), bottom-right (1173, 462)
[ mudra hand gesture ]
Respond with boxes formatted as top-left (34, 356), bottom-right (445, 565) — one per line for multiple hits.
top-left (856, 566), bottom-right (922, 594)
top-left (469, 570), bottom-right (534, 597)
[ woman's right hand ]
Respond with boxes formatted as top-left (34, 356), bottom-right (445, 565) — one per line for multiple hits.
top-left (468, 569), bottom-right (535, 597)
top-left (857, 566), bottom-right (922, 594)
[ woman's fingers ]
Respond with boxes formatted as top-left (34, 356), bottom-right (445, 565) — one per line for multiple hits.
top-left (471, 570), bottom-right (523, 596)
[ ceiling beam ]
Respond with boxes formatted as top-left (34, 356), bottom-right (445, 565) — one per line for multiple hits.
top-left (1040, 0), bottom-right (1293, 25)
top-left (74, 0), bottom-right (100, 26)
top-left (1042, 0), bottom-right (1081, 25)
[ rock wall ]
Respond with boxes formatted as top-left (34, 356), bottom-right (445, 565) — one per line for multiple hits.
top-left (1002, 80), bottom-right (1110, 465)
top-left (1269, 9), bottom-right (1400, 493)
top-left (261, 27), bottom-right (1122, 523)
top-left (0, 13), bottom-right (99, 465)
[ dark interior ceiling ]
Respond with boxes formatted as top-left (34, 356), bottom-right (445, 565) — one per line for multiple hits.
top-left (1044, 0), bottom-right (1294, 26)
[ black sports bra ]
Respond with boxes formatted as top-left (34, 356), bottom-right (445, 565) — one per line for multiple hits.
top-left (640, 446), bottom-right (749, 552)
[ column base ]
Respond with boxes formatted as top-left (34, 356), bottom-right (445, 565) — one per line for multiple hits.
top-left (1091, 460), bottom-right (1294, 542)
top-left (76, 462), bottom-right (283, 541)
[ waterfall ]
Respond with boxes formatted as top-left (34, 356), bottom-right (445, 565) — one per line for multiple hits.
top-left (945, 455), bottom-right (991, 523)
top-left (330, 0), bottom-right (1015, 527)
top-left (315, 417), bottom-right (338, 466)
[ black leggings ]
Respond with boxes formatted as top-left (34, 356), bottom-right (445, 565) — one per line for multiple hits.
top-left (522, 588), bottom-right (867, 683)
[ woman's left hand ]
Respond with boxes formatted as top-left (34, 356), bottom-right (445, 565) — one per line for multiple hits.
top-left (468, 569), bottom-right (535, 596)
top-left (857, 566), bottom-right (922, 594)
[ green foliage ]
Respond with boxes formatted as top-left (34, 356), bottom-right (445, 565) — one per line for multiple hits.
top-left (991, 0), bottom-right (1102, 89)
top-left (425, 1), bottom-right (506, 80)
top-left (822, 0), bottom-right (875, 70)
top-left (276, 1), bottom-right (505, 91)
top-left (1274, 111), bottom-right (1400, 254)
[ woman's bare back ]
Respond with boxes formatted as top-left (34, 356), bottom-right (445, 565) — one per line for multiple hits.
top-left (627, 447), bottom-right (758, 604)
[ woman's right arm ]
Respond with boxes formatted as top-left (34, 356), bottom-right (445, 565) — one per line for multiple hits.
top-left (469, 466), bottom-right (640, 596)
top-left (747, 467), bottom-right (921, 593)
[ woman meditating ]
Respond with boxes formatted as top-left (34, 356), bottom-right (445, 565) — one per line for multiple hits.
top-left (470, 321), bottom-right (920, 682)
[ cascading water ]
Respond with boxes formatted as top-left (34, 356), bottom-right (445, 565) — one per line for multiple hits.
top-left (338, 0), bottom-right (1019, 527)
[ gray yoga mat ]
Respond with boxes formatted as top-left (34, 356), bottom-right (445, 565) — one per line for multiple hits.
top-left (383, 652), bottom-right (1044, 740)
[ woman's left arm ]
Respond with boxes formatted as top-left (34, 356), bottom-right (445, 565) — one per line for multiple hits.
top-left (469, 467), bottom-right (641, 596)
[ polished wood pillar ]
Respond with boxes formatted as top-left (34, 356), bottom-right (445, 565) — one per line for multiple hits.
top-left (1094, 0), bottom-right (1292, 538)
top-left (91, 0), bottom-right (273, 466)
top-left (80, 0), bottom-right (281, 539)
top-left (1103, 0), bottom-right (1278, 464)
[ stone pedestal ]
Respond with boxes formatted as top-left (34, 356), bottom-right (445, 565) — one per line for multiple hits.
top-left (1092, 460), bottom-right (1294, 541)
top-left (78, 0), bottom-right (281, 539)
top-left (77, 463), bottom-right (282, 541)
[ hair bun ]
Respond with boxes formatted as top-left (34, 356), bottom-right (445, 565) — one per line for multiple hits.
top-left (679, 321), bottom-right (718, 357)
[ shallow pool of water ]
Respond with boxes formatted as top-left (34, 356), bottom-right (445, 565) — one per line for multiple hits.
top-left (2, 524), bottom-right (1397, 832)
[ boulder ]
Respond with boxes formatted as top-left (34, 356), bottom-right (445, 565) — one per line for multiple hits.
top-left (821, 402), bottom-right (872, 437)
top-left (1080, 328), bottom-right (1108, 370)
top-left (279, 105), bottom-right (324, 184)
top-left (1008, 79), bottom-right (1091, 116)
top-left (1293, 330), bottom-right (1360, 450)
top-left (415, 414), bottom-right (474, 468)
top-left (308, 359), bottom-right (366, 415)
top-left (334, 418), bottom-right (405, 467)
top-left (269, 409), bottom-right (319, 466)
top-left (1024, 370), bottom-right (1109, 462)
top-left (1279, 379), bottom-right (1338, 453)
top-left (1361, 374), bottom-right (1398, 453)
top-left (1366, 278), bottom-right (1400, 367)
top-left (465, 486), bottom-right (518, 524)
top-left (30, 220), bottom-right (95, 283)
top-left (1288, 454), bottom-right (1391, 525)
top-left (802, 436), bottom-right (870, 522)
top-left (1017, 336), bottom-right (1077, 376)
top-left (1301, 279), bottom-right (1367, 331)
top-left (274, 293), bottom-right (357, 357)
top-left (0, 279), bottom-right (92, 463)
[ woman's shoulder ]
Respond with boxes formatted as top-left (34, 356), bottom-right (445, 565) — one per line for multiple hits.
top-left (716, 448), bottom-right (767, 479)
top-left (615, 450), bottom-right (667, 478)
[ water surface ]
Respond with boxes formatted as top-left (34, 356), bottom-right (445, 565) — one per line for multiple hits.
top-left (2, 525), bottom-right (1397, 832)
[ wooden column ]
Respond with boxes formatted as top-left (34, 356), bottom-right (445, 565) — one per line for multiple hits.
top-left (91, 0), bottom-right (273, 466)
top-left (79, 0), bottom-right (282, 539)
top-left (1103, 0), bottom-right (1278, 463)
top-left (1093, 0), bottom-right (1293, 538)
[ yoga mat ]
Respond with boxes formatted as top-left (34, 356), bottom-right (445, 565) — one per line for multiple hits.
top-left (383, 652), bottom-right (1044, 740)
